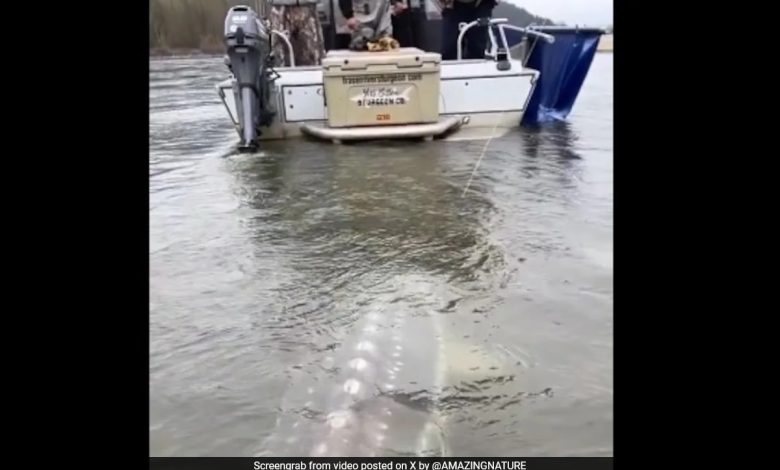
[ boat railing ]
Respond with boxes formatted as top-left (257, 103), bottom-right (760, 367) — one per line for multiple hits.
top-left (457, 18), bottom-right (555, 61)
top-left (250, 12), bottom-right (297, 67)
top-left (270, 29), bottom-right (296, 67)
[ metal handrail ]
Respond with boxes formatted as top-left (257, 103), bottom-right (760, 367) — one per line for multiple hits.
top-left (456, 20), bottom-right (476, 60)
top-left (271, 29), bottom-right (295, 67)
top-left (456, 18), bottom-right (555, 61)
top-left (500, 24), bottom-right (556, 44)
top-left (486, 23), bottom-right (499, 58)
top-left (497, 24), bottom-right (510, 53)
top-left (456, 18), bottom-right (508, 60)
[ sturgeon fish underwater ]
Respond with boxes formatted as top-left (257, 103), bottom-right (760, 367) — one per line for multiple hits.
top-left (255, 275), bottom-right (458, 457)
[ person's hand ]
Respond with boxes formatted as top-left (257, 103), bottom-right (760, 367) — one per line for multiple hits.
top-left (392, 1), bottom-right (408, 15)
top-left (346, 17), bottom-right (359, 30)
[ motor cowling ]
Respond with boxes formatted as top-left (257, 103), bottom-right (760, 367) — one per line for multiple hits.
top-left (224, 6), bottom-right (272, 150)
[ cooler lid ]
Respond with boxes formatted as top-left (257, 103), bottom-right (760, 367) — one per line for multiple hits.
top-left (322, 48), bottom-right (441, 71)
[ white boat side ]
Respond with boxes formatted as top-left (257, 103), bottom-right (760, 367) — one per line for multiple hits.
top-left (216, 59), bottom-right (540, 142)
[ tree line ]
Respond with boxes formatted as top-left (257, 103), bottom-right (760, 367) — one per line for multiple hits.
top-left (150, 0), bottom-right (556, 55)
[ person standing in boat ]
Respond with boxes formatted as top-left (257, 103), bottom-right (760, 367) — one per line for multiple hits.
top-left (332, 0), bottom-right (352, 49)
top-left (390, 0), bottom-right (428, 49)
top-left (435, 0), bottom-right (497, 60)
top-left (268, 0), bottom-right (326, 66)
top-left (336, 0), bottom-right (395, 49)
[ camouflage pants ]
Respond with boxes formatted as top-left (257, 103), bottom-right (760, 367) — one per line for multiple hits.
top-left (269, 5), bottom-right (325, 67)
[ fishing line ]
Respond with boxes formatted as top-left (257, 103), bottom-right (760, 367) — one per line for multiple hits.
top-left (461, 111), bottom-right (503, 197)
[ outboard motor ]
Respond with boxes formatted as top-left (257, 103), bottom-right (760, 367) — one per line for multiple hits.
top-left (224, 6), bottom-right (274, 150)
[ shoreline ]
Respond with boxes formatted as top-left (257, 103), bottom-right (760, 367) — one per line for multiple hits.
top-left (150, 48), bottom-right (223, 58)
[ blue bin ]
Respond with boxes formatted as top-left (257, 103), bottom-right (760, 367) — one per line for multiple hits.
top-left (505, 26), bottom-right (604, 126)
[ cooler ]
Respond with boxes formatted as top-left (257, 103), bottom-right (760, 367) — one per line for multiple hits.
top-left (321, 48), bottom-right (441, 128)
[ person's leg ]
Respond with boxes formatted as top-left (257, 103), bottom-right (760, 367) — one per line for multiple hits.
top-left (445, 3), bottom-right (485, 60)
top-left (464, 0), bottom-right (495, 59)
top-left (269, 6), bottom-right (289, 66)
top-left (377, 3), bottom-right (394, 39)
top-left (440, 9), bottom-right (461, 60)
top-left (392, 10), bottom-right (413, 47)
top-left (465, 24), bottom-right (488, 59)
top-left (291, 5), bottom-right (325, 65)
top-left (409, 7), bottom-right (427, 50)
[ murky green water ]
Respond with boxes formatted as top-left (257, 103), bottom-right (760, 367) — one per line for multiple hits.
top-left (150, 54), bottom-right (612, 457)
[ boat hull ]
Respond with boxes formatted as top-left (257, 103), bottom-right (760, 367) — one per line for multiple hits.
top-left (217, 59), bottom-right (539, 143)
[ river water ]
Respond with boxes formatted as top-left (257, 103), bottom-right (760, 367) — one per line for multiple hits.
top-left (149, 54), bottom-right (613, 457)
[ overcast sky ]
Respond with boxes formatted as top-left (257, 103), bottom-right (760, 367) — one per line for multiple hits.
top-left (504, 0), bottom-right (613, 27)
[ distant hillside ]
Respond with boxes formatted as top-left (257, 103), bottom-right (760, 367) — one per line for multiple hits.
top-left (150, 0), bottom-right (557, 54)
top-left (150, 0), bottom-right (246, 54)
top-left (493, 3), bottom-right (556, 27)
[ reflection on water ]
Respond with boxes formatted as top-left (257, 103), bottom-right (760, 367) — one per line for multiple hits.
top-left (230, 141), bottom-right (502, 280)
top-left (150, 54), bottom-right (613, 457)
top-left (522, 122), bottom-right (583, 162)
